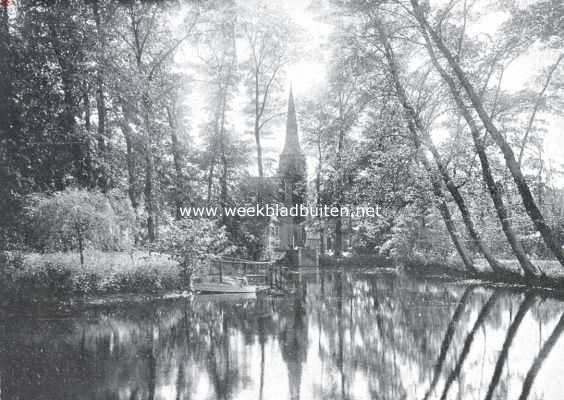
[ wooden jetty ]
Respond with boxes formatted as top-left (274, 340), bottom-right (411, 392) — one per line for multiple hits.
top-left (195, 256), bottom-right (288, 294)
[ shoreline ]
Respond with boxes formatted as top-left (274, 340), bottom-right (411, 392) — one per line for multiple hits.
top-left (2, 250), bottom-right (564, 310)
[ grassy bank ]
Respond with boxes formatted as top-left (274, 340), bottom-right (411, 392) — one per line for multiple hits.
top-left (401, 254), bottom-right (564, 277)
top-left (0, 250), bottom-right (185, 306)
top-left (317, 252), bottom-right (564, 290)
top-left (403, 254), bottom-right (564, 290)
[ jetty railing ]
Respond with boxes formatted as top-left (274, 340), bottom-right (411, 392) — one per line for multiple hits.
top-left (208, 256), bottom-right (286, 288)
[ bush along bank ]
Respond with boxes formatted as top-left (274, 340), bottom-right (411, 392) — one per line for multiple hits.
top-left (0, 251), bottom-right (188, 307)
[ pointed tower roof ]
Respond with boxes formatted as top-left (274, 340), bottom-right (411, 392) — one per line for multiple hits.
top-left (281, 87), bottom-right (302, 155)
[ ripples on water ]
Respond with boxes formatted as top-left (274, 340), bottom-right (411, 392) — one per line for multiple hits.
top-left (1, 270), bottom-right (564, 400)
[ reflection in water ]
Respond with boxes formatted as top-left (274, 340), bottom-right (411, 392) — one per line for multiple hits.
top-left (438, 291), bottom-right (501, 400)
top-left (2, 271), bottom-right (564, 399)
top-left (518, 310), bottom-right (564, 400)
top-left (484, 293), bottom-right (536, 400)
top-left (423, 286), bottom-right (473, 400)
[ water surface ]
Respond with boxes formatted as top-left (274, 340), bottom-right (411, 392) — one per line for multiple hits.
top-left (1, 270), bottom-right (564, 400)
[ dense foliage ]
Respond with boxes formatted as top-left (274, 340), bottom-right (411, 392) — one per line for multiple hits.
top-left (157, 219), bottom-right (234, 286)
top-left (26, 188), bottom-right (134, 263)
top-left (1, 0), bottom-right (564, 279)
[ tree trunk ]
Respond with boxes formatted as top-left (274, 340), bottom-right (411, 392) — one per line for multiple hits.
top-left (83, 87), bottom-right (91, 132)
top-left (335, 217), bottom-right (343, 257)
top-left (518, 53), bottom-right (564, 167)
top-left (82, 86), bottom-right (96, 189)
top-left (118, 102), bottom-right (138, 213)
top-left (220, 143), bottom-right (228, 224)
top-left (218, 89), bottom-right (229, 225)
top-left (334, 116), bottom-right (346, 257)
top-left (375, 17), bottom-right (477, 273)
top-left (207, 155), bottom-right (215, 205)
top-left (48, 20), bottom-right (86, 188)
top-left (317, 136), bottom-right (325, 253)
top-left (129, 7), bottom-right (156, 241)
top-left (166, 105), bottom-right (184, 219)
top-left (416, 20), bottom-right (540, 277)
top-left (430, 171), bottom-right (476, 273)
top-left (0, 6), bottom-right (13, 166)
top-left (125, 135), bottom-right (137, 209)
top-left (429, 142), bottom-right (503, 273)
top-left (93, 0), bottom-right (108, 192)
top-left (142, 94), bottom-right (156, 242)
top-left (76, 225), bottom-right (84, 266)
top-left (206, 104), bottom-right (221, 206)
top-left (411, 0), bottom-right (564, 267)
top-left (254, 74), bottom-right (264, 202)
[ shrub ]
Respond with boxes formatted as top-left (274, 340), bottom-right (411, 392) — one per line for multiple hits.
top-left (0, 251), bottom-right (25, 305)
top-left (158, 219), bottom-right (235, 288)
top-left (0, 250), bottom-right (184, 305)
top-left (0, 259), bottom-right (74, 304)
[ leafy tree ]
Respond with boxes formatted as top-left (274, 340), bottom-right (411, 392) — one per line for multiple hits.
top-left (239, 2), bottom-right (294, 200)
top-left (408, 0), bottom-right (564, 267)
top-left (27, 188), bottom-right (133, 265)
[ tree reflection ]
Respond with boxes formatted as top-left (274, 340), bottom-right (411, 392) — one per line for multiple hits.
top-left (484, 293), bottom-right (536, 400)
top-left (518, 310), bottom-right (564, 400)
top-left (207, 315), bottom-right (239, 400)
top-left (423, 286), bottom-right (473, 400)
top-left (2, 273), bottom-right (564, 400)
top-left (438, 291), bottom-right (501, 400)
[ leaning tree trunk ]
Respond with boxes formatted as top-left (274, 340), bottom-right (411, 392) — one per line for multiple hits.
top-left (376, 16), bottom-right (479, 273)
top-left (431, 178), bottom-right (477, 273)
top-left (418, 115), bottom-right (503, 273)
top-left (410, 0), bottom-right (564, 268)
top-left (415, 20), bottom-right (540, 277)
top-left (518, 53), bottom-right (564, 167)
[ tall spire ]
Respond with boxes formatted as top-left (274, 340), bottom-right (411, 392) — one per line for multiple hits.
top-left (282, 86), bottom-right (302, 155)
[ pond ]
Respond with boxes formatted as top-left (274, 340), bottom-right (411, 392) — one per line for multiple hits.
top-left (1, 270), bottom-right (564, 400)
